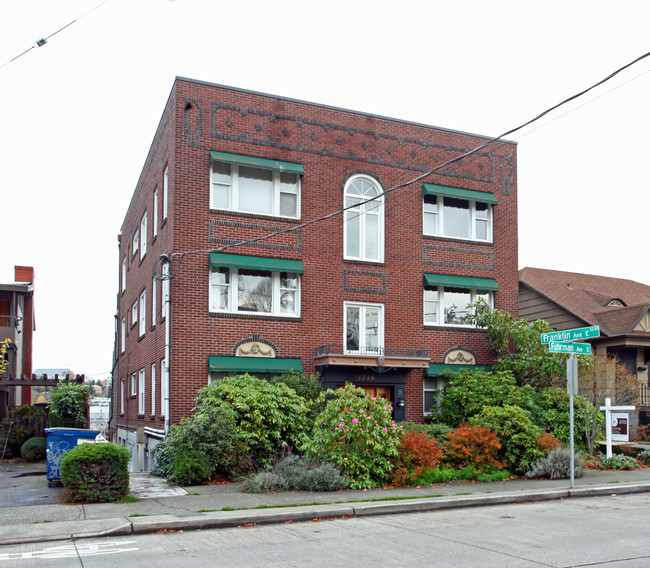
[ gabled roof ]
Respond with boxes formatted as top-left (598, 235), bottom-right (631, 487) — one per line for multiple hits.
top-left (519, 267), bottom-right (650, 337)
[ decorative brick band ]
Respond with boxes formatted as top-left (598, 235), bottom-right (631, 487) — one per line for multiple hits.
top-left (209, 219), bottom-right (302, 251)
top-left (343, 269), bottom-right (386, 294)
top-left (423, 243), bottom-right (494, 271)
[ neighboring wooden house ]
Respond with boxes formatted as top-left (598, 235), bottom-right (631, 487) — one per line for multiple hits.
top-left (519, 267), bottom-right (650, 425)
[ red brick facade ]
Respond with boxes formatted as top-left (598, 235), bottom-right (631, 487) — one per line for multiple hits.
top-left (111, 78), bottom-right (518, 465)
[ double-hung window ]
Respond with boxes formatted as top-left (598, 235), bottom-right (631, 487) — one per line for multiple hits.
top-left (344, 302), bottom-right (384, 354)
top-left (138, 369), bottom-right (145, 414)
top-left (210, 151), bottom-right (303, 218)
top-left (209, 253), bottom-right (303, 317)
top-left (131, 301), bottom-right (138, 328)
top-left (138, 290), bottom-right (146, 337)
top-left (423, 184), bottom-right (496, 242)
top-left (423, 274), bottom-right (498, 327)
top-left (344, 175), bottom-right (384, 262)
top-left (120, 317), bottom-right (126, 353)
top-left (140, 212), bottom-right (147, 260)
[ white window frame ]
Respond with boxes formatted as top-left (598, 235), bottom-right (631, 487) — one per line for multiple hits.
top-left (210, 161), bottom-right (301, 219)
top-left (121, 258), bottom-right (127, 293)
top-left (152, 277), bottom-right (157, 326)
top-left (423, 286), bottom-right (493, 327)
top-left (151, 363), bottom-right (156, 416)
top-left (140, 212), bottom-right (148, 260)
top-left (343, 174), bottom-right (384, 263)
top-left (139, 290), bottom-right (146, 337)
top-left (343, 301), bottom-right (384, 354)
top-left (131, 372), bottom-right (137, 396)
top-left (423, 193), bottom-right (493, 242)
top-left (163, 167), bottom-right (169, 220)
top-left (153, 188), bottom-right (159, 238)
top-left (120, 317), bottom-right (126, 353)
top-left (138, 369), bottom-right (146, 414)
top-left (423, 377), bottom-right (444, 416)
top-left (120, 378), bottom-right (125, 414)
top-left (160, 358), bottom-right (167, 417)
top-left (209, 267), bottom-right (300, 317)
top-left (131, 301), bottom-right (138, 328)
top-left (132, 229), bottom-right (139, 257)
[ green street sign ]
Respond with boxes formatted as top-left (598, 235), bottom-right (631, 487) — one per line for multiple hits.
top-left (548, 342), bottom-right (592, 355)
top-left (540, 326), bottom-right (599, 344)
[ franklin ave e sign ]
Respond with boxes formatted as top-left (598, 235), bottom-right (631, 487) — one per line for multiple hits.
top-left (540, 326), bottom-right (600, 344)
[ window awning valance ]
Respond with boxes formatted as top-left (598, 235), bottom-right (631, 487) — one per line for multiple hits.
top-left (210, 150), bottom-right (305, 175)
top-left (426, 364), bottom-right (493, 377)
top-left (208, 356), bottom-right (304, 374)
top-left (423, 183), bottom-right (498, 205)
top-left (210, 253), bottom-right (305, 274)
top-left (423, 273), bottom-right (499, 291)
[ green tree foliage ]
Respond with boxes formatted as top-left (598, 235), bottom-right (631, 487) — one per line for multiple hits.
top-left (302, 383), bottom-right (403, 489)
top-left (48, 383), bottom-right (89, 428)
top-left (470, 300), bottom-right (565, 388)
top-left (60, 442), bottom-right (130, 502)
top-left (440, 369), bottom-right (536, 427)
top-left (151, 405), bottom-right (248, 484)
top-left (194, 374), bottom-right (311, 467)
top-left (470, 405), bottom-right (545, 474)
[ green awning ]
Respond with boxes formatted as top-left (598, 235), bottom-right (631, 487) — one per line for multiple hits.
top-left (426, 364), bottom-right (492, 377)
top-left (211, 150), bottom-right (304, 175)
top-left (424, 273), bottom-right (499, 291)
top-left (208, 356), bottom-right (304, 374)
top-left (210, 253), bottom-right (304, 274)
top-left (423, 183), bottom-right (498, 205)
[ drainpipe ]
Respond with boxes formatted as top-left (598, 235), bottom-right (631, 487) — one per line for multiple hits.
top-left (163, 261), bottom-right (171, 435)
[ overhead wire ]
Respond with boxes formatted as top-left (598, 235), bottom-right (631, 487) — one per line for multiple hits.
top-left (149, 49), bottom-right (650, 280)
top-left (0, 0), bottom-right (110, 71)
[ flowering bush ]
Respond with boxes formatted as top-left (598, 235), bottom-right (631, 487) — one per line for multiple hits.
top-left (444, 423), bottom-right (504, 472)
top-left (302, 383), bottom-right (403, 489)
top-left (388, 429), bottom-right (444, 486)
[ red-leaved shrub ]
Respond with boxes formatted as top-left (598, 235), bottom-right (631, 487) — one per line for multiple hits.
top-left (444, 424), bottom-right (505, 472)
top-left (388, 430), bottom-right (444, 486)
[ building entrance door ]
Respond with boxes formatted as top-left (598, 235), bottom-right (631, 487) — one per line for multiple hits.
top-left (361, 385), bottom-right (391, 401)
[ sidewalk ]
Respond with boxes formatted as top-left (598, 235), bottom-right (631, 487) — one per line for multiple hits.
top-left (1, 461), bottom-right (649, 546)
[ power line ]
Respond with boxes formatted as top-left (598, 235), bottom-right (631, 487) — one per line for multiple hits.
top-left (153, 50), bottom-right (650, 280)
top-left (0, 0), bottom-right (110, 71)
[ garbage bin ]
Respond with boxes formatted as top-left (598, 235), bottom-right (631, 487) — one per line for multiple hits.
top-left (45, 428), bottom-right (100, 487)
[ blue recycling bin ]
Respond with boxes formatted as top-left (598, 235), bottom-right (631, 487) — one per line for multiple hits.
top-left (45, 428), bottom-right (100, 487)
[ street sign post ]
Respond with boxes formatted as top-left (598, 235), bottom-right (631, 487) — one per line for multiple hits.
top-left (540, 325), bottom-right (600, 488)
top-left (540, 326), bottom-right (600, 344)
top-left (548, 342), bottom-right (592, 355)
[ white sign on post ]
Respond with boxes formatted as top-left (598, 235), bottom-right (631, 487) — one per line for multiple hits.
top-left (600, 398), bottom-right (635, 458)
top-left (611, 413), bottom-right (629, 442)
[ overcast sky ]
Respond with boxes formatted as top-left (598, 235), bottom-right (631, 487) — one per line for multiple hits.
top-left (2, 0), bottom-right (649, 381)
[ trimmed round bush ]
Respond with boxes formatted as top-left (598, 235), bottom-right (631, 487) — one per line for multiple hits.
top-left (60, 442), bottom-right (130, 502)
top-left (172, 449), bottom-right (211, 486)
top-left (20, 436), bottom-right (46, 462)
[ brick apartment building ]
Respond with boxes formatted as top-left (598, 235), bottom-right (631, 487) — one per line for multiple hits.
top-left (110, 77), bottom-right (518, 471)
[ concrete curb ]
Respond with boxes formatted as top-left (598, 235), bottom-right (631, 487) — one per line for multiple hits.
top-left (1, 483), bottom-right (648, 546)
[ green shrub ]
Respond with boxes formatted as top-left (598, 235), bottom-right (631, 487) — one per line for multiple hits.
top-left (48, 383), bottom-right (89, 428)
top-left (60, 443), bottom-right (130, 502)
top-left (402, 421), bottom-right (453, 444)
top-left (151, 405), bottom-right (248, 484)
top-left (415, 466), bottom-right (511, 485)
top-left (20, 436), bottom-right (47, 461)
top-left (242, 471), bottom-right (288, 493)
top-left (636, 449), bottom-right (650, 466)
top-left (302, 383), bottom-right (402, 489)
top-left (0, 419), bottom-right (32, 458)
top-left (470, 405), bottom-right (545, 474)
top-left (195, 374), bottom-right (312, 468)
top-left (593, 454), bottom-right (640, 470)
top-left (272, 454), bottom-right (349, 492)
top-left (439, 370), bottom-right (536, 428)
top-left (526, 448), bottom-right (584, 479)
top-left (172, 449), bottom-right (211, 486)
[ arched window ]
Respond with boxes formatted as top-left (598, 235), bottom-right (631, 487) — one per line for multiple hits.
top-left (343, 175), bottom-right (384, 262)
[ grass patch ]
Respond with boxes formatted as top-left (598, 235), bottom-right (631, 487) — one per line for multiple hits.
top-left (414, 466), bottom-right (511, 485)
top-left (128, 514), bottom-right (148, 517)
top-left (117, 495), bottom-right (139, 503)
